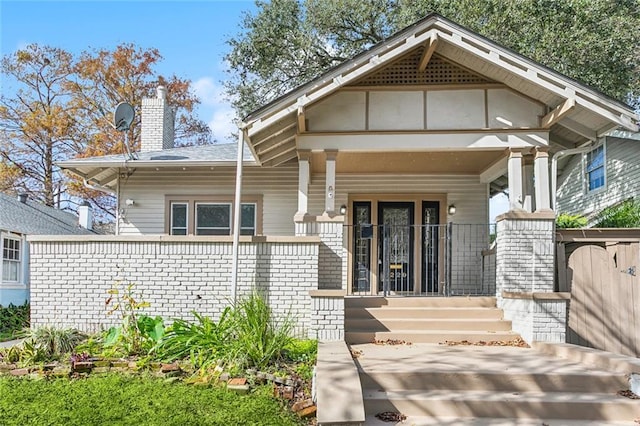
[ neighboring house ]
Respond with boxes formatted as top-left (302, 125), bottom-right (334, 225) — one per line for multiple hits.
top-left (32, 14), bottom-right (638, 343)
top-left (0, 192), bottom-right (94, 306)
top-left (556, 130), bottom-right (640, 223)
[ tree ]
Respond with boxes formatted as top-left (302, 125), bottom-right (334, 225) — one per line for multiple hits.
top-left (225, 0), bottom-right (640, 117)
top-left (0, 43), bottom-right (211, 218)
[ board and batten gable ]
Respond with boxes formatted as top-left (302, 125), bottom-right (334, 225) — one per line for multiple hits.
top-left (305, 88), bottom-right (544, 132)
top-left (556, 137), bottom-right (640, 218)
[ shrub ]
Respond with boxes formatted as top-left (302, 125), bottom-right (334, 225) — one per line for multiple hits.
top-left (556, 213), bottom-right (587, 229)
top-left (19, 326), bottom-right (86, 359)
top-left (0, 302), bottom-right (29, 341)
top-left (594, 199), bottom-right (640, 228)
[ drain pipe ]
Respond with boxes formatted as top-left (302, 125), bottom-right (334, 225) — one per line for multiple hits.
top-left (551, 142), bottom-right (596, 210)
top-left (83, 179), bottom-right (115, 195)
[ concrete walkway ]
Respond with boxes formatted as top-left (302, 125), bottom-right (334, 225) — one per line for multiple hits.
top-left (0, 339), bottom-right (23, 348)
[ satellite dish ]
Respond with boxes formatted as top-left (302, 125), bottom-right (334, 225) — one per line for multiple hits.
top-left (114, 102), bottom-right (135, 132)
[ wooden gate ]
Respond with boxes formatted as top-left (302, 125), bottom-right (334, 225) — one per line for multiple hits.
top-left (566, 242), bottom-right (640, 357)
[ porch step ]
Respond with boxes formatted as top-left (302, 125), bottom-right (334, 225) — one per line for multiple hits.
top-left (355, 344), bottom-right (640, 424)
top-left (362, 390), bottom-right (639, 421)
top-left (345, 330), bottom-right (519, 344)
top-left (345, 296), bottom-right (497, 308)
top-left (345, 307), bottom-right (504, 320)
top-left (346, 318), bottom-right (512, 332)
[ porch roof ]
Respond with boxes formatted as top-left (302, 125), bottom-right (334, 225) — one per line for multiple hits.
top-left (57, 142), bottom-right (257, 191)
top-left (242, 13), bottom-right (639, 167)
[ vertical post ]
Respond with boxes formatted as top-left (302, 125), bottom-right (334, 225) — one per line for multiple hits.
top-left (446, 222), bottom-right (453, 297)
top-left (534, 147), bottom-right (552, 212)
top-left (231, 129), bottom-right (245, 304)
top-left (324, 150), bottom-right (337, 215)
top-left (507, 150), bottom-right (524, 211)
top-left (522, 156), bottom-right (535, 212)
top-left (297, 150), bottom-right (311, 217)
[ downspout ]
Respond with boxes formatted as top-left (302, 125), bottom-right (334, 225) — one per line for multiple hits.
top-left (551, 141), bottom-right (596, 211)
top-left (83, 178), bottom-right (116, 195)
top-left (231, 127), bottom-right (247, 305)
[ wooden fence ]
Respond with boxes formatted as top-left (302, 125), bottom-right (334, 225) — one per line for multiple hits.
top-left (557, 229), bottom-right (640, 357)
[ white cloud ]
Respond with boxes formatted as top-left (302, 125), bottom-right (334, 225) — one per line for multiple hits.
top-left (193, 77), bottom-right (238, 142)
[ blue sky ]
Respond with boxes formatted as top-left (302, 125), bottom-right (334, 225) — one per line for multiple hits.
top-left (1, 0), bottom-right (257, 141)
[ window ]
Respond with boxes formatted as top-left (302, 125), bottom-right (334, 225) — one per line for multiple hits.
top-left (2, 236), bottom-right (21, 283)
top-left (166, 196), bottom-right (262, 236)
top-left (196, 203), bottom-right (231, 235)
top-left (170, 202), bottom-right (188, 235)
top-left (586, 145), bottom-right (605, 192)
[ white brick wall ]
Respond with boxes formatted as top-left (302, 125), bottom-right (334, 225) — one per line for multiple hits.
top-left (496, 214), bottom-right (567, 343)
top-left (295, 219), bottom-right (347, 290)
top-left (141, 95), bottom-right (174, 152)
top-left (29, 237), bottom-right (318, 337)
top-left (310, 295), bottom-right (344, 341)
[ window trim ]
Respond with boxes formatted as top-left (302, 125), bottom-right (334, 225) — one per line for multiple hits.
top-left (1, 233), bottom-right (25, 287)
top-left (584, 142), bottom-right (606, 194)
top-left (164, 195), bottom-right (263, 236)
top-left (169, 201), bottom-right (189, 235)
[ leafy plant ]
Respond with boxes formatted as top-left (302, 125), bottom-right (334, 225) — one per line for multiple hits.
top-left (103, 282), bottom-right (164, 356)
top-left (233, 292), bottom-right (294, 369)
top-left (594, 199), bottom-right (640, 228)
top-left (154, 309), bottom-right (237, 368)
top-left (0, 302), bottom-right (29, 341)
top-left (556, 213), bottom-right (587, 229)
top-left (19, 326), bottom-right (86, 360)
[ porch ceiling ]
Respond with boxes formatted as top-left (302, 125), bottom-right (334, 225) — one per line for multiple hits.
top-left (310, 151), bottom-right (504, 174)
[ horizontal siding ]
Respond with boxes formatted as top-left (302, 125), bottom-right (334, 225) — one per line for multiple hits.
top-left (557, 137), bottom-right (640, 219)
top-left (310, 174), bottom-right (489, 224)
top-left (119, 167), bottom-right (489, 236)
top-left (119, 166), bottom-right (298, 236)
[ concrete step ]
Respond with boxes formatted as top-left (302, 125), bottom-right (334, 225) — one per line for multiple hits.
top-left (345, 307), bottom-right (504, 320)
top-left (364, 416), bottom-right (638, 425)
top-left (345, 330), bottom-right (519, 344)
top-left (345, 296), bottom-right (497, 309)
top-left (362, 389), bottom-right (640, 421)
top-left (533, 341), bottom-right (640, 375)
top-left (346, 318), bottom-right (512, 332)
top-left (359, 369), bottom-right (628, 393)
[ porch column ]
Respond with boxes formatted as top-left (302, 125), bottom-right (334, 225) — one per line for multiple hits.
top-left (296, 150), bottom-right (311, 218)
top-left (507, 150), bottom-right (524, 211)
top-left (324, 150), bottom-right (337, 215)
top-left (534, 147), bottom-right (552, 212)
top-left (522, 155), bottom-right (535, 212)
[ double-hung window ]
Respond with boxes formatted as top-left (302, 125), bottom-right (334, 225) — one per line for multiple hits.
top-left (2, 235), bottom-right (21, 284)
top-left (586, 145), bottom-right (605, 192)
top-left (166, 196), bottom-right (261, 236)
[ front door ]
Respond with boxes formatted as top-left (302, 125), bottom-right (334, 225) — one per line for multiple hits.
top-left (378, 202), bottom-right (414, 294)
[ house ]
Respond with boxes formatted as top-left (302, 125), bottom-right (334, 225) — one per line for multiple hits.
top-left (32, 14), bottom-right (638, 342)
top-left (0, 192), bottom-right (94, 306)
top-left (556, 130), bottom-right (640, 223)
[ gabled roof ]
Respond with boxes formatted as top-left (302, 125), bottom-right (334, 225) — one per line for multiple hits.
top-left (243, 13), bottom-right (639, 166)
top-left (57, 142), bottom-right (257, 191)
top-left (0, 192), bottom-right (93, 236)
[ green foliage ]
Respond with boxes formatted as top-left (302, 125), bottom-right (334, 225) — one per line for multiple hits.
top-left (556, 213), bottom-right (587, 229)
top-left (0, 375), bottom-right (303, 426)
top-left (155, 309), bottom-right (237, 368)
top-left (226, 0), bottom-right (640, 116)
top-left (18, 326), bottom-right (86, 360)
top-left (594, 199), bottom-right (640, 228)
top-left (233, 292), bottom-right (295, 369)
top-left (103, 282), bottom-right (165, 356)
top-left (284, 339), bottom-right (317, 380)
top-left (0, 302), bottom-right (29, 341)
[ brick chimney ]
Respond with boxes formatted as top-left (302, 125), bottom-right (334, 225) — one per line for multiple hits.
top-left (140, 85), bottom-right (175, 152)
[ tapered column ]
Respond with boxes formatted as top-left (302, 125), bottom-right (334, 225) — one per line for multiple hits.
top-left (534, 147), bottom-right (551, 211)
top-left (296, 150), bottom-right (311, 218)
top-left (324, 150), bottom-right (337, 214)
top-left (508, 150), bottom-right (524, 211)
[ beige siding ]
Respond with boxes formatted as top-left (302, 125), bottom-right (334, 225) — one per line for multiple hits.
top-left (118, 166), bottom-right (298, 236)
top-left (557, 137), bottom-right (640, 219)
top-left (310, 174), bottom-right (489, 224)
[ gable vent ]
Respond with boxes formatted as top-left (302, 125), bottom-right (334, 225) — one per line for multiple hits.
top-left (350, 51), bottom-right (493, 87)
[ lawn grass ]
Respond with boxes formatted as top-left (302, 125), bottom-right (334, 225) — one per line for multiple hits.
top-left (0, 374), bottom-right (304, 426)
